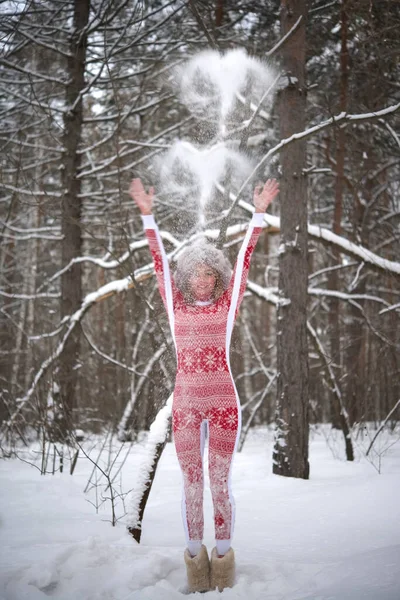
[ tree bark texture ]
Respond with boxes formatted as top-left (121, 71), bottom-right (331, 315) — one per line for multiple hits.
top-left (328, 0), bottom-right (354, 460)
top-left (273, 0), bottom-right (310, 479)
top-left (59, 0), bottom-right (90, 441)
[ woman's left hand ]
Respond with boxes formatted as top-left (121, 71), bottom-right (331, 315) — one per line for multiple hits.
top-left (253, 179), bottom-right (280, 213)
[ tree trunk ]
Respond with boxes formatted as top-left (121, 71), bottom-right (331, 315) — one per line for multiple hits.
top-left (273, 0), bottom-right (310, 479)
top-left (58, 0), bottom-right (90, 442)
top-left (328, 0), bottom-right (354, 459)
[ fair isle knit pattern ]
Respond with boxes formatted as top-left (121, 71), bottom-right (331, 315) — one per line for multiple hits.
top-left (142, 213), bottom-right (264, 545)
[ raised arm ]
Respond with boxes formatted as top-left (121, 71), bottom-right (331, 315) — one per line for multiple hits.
top-left (129, 178), bottom-right (176, 322)
top-left (227, 179), bottom-right (279, 320)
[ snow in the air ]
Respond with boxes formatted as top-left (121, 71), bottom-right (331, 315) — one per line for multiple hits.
top-left (175, 49), bottom-right (276, 123)
top-left (154, 50), bottom-right (277, 226)
top-left (1, 426), bottom-right (399, 600)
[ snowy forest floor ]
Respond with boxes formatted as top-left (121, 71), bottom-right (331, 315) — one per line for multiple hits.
top-left (1, 425), bottom-right (400, 600)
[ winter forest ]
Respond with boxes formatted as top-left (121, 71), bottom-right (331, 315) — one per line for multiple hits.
top-left (0, 1), bottom-right (400, 599)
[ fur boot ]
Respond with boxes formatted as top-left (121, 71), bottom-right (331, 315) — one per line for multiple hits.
top-left (184, 544), bottom-right (210, 593)
top-left (210, 547), bottom-right (235, 592)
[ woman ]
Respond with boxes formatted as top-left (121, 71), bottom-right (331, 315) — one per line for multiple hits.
top-left (130, 177), bottom-right (279, 592)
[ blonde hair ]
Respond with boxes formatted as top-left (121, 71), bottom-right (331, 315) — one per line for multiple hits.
top-left (174, 239), bottom-right (232, 302)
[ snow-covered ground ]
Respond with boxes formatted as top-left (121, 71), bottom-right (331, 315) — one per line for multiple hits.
top-left (1, 426), bottom-right (399, 600)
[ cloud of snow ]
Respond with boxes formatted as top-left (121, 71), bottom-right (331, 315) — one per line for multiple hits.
top-left (154, 140), bottom-right (253, 222)
top-left (153, 49), bottom-right (278, 227)
top-left (175, 49), bottom-right (277, 125)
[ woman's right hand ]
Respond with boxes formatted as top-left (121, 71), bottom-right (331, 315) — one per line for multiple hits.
top-left (129, 178), bottom-right (154, 215)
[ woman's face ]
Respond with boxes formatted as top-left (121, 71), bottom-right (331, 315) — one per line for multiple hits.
top-left (188, 264), bottom-right (217, 301)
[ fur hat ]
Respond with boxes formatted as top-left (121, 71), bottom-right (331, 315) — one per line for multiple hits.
top-left (174, 239), bottom-right (232, 296)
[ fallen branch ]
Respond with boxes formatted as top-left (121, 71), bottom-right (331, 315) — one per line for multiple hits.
top-left (126, 393), bottom-right (173, 542)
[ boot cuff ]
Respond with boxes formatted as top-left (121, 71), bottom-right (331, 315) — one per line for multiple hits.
top-left (184, 544), bottom-right (210, 593)
top-left (210, 546), bottom-right (235, 591)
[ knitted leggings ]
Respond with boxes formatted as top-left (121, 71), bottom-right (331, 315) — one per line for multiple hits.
top-left (173, 395), bottom-right (240, 552)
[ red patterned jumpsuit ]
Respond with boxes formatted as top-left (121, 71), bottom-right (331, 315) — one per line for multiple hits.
top-left (142, 212), bottom-right (264, 555)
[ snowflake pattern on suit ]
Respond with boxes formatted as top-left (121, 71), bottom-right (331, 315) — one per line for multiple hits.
top-left (143, 213), bottom-right (263, 544)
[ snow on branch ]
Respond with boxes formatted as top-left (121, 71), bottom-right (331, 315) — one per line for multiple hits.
top-left (246, 281), bottom-right (279, 305)
top-left (42, 239), bottom-right (151, 288)
top-left (238, 200), bottom-right (400, 276)
top-left (234, 18), bottom-right (302, 120)
top-left (81, 94), bottom-right (173, 127)
top-left (308, 287), bottom-right (392, 310)
top-left (9, 26), bottom-right (72, 59)
top-left (1, 219), bottom-right (265, 428)
top-left (1, 232), bottom-right (62, 242)
top-left (78, 117), bottom-right (193, 178)
top-left (4, 208), bottom-right (398, 431)
top-left (0, 137), bottom-right (62, 154)
top-left (41, 222), bottom-right (254, 293)
top-left (2, 303), bottom-right (91, 431)
top-left (128, 1), bottom-right (187, 48)
top-left (266, 15), bottom-right (303, 57)
top-left (0, 183), bottom-right (61, 198)
top-left (242, 71), bottom-right (281, 131)
top-left (381, 120), bottom-right (400, 150)
top-left (248, 280), bottom-right (396, 311)
top-left (0, 290), bottom-right (60, 300)
top-left (0, 222), bottom-right (60, 234)
top-left (0, 57), bottom-right (67, 85)
top-left (221, 101), bottom-right (400, 223)
top-left (85, 0), bottom-right (179, 37)
top-left (307, 224), bottom-right (400, 275)
top-left (249, 279), bottom-right (396, 350)
top-left (379, 302), bottom-right (400, 315)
